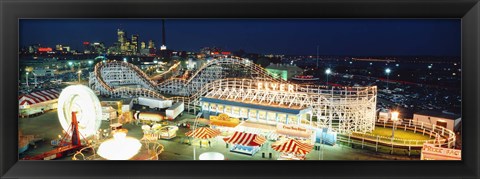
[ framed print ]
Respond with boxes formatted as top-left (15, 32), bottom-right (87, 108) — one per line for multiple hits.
top-left (1, 0), bottom-right (479, 178)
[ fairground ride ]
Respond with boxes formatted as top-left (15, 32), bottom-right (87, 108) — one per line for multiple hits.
top-left (89, 57), bottom-right (377, 134)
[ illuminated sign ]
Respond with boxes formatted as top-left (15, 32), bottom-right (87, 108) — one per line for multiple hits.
top-left (278, 124), bottom-right (307, 132)
top-left (421, 144), bottom-right (461, 160)
top-left (38, 48), bottom-right (52, 52)
top-left (257, 82), bottom-right (298, 93)
top-left (221, 52), bottom-right (231, 55)
top-left (83, 41), bottom-right (90, 45)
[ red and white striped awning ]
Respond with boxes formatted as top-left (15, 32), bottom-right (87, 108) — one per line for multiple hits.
top-left (223, 131), bottom-right (266, 146)
top-left (185, 127), bottom-right (221, 139)
top-left (19, 89), bottom-right (60, 105)
top-left (271, 139), bottom-right (314, 155)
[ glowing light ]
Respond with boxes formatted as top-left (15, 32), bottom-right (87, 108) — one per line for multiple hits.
top-left (325, 68), bottom-right (332, 75)
top-left (199, 152), bottom-right (225, 160)
top-left (385, 68), bottom-right (391, 74)
top-left (391, 111), bottom-right (399, 121)
top-left (88, 60), bottom-right (93, 65)
top-left (257, 82), bottom-right (297, 92)
top-left (68, 62), bottom-right (73, 66)
top-left (123, 58), bottom-right (127, 62)
top-left (97, 131), bottom-right (141, 160)
top-left (57, 85), bottom-right (102, 137)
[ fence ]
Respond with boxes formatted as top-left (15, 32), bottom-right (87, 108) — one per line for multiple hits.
top-left (337, 119), bottom-right (456, 155)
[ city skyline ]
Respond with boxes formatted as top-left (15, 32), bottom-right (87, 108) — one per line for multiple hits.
top-left (20, 19), bottom-right (460, 56)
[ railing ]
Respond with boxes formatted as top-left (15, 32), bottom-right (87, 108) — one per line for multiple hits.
top-left (338, 119), bottom-right (456, 151)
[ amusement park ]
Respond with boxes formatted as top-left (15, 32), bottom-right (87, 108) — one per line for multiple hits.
top-left (17, 19), bottom-right (462, 161)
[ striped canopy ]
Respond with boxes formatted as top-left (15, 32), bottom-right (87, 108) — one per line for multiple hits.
top-left (223, 131), bottom-right (266, 146)
top-left (18, 89), bottom-right (60, 105)
top-left (271, 139), bottom-right (314, 155)
top-left (185, 127), bottom-right (221, 139)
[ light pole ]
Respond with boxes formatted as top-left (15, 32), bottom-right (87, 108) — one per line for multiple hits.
top-left (25, 72), bottom-right (29, 87)
top-left (77, 70), bottom-right (82, 84)
top-left (385, 68), bottom-right (391, 90)
top-left (32, 72), bottom-right (37, 87)
top-left (390, 111), bottom-right (399, 138)
top-left (325, 68), bottom-right (331, 86)
top-left (68, 61), bottom-right (74, 71)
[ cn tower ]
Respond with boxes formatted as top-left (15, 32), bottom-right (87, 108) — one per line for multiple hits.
top-left (161, 19), bottom-right (167, 50)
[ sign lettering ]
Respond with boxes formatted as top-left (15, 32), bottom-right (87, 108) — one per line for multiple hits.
top-left (258, 82), bottom-right (297, 93)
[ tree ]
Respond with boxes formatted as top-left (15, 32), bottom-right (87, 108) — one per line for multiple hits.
top-left (255, 57), bottom-right (270, 68)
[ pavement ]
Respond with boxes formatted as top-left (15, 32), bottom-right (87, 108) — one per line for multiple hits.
top-left (19, 110), bottom-right (420, 161)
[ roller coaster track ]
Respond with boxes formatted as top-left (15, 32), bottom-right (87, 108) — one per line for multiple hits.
top-left (155, 58), bottom-right (283, 96)
top-left (90, 58), bottom-right (281, 111)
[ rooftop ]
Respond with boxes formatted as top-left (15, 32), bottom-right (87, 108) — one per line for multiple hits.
top-left (200, 97), bottom-right (311, 115)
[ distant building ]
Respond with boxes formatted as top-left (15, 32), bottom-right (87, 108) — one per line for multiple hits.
top-left (55, 44), bottom-right (63, 51)
top-left (265, 63), bottom-right (303, 80)
top-left (131, 34), bottom-right (139, 53)
top-left (33, 68), bottom-right (55, 77)
top-left (148, 40), bottom-right (155, 49)
top-left (413, 110), bottom-right (461, 132)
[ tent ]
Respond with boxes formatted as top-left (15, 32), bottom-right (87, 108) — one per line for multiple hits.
top-left (185, 127), bottom-right (221, 139)
top-left (271, 139), bottom-right (314, 155)
top-left (223, 131), bottom-right (266, 146)
top-left (19, 89), bottom-right (60, 105)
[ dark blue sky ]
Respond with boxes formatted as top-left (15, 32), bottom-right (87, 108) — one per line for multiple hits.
top-left (20, 19), bottom-right (461, 56)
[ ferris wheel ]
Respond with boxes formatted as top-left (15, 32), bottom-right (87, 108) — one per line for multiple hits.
top-left (57, 85), bottom-right (102, 138)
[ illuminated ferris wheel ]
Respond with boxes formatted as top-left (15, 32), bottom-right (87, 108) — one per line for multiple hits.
top-left (57, 85), bottom-right (102, 138)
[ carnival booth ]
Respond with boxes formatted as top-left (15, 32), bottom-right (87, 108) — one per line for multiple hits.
top-left (209, 113), bottom-right (241, 135)
top-left (271, 138), bottom-right (314, 160)
top-left (209, 114), bottom-right (241, 128)
top-left (223, 131), bottom-right (267, 156)
top-left (159, 126), bottom-right (179, 139)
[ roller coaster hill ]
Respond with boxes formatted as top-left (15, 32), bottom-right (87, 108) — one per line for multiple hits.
top-left (88, 57), bottom-right (456, 152)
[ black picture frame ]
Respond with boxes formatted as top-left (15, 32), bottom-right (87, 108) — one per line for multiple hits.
top-left (1, 0), bottom-right (479, 178)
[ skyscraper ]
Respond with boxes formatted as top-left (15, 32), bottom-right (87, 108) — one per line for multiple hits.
top-left (131, 34), bottom-right (139, 53)
top-left (148, 40), bottom-right (155, 49)
top-left (117, 29), bottom-right (125, 45)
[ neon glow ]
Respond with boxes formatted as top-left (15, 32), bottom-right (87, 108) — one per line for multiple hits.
top-left (257, 82), bottom-right (297, 92)
top-left (57, 85), bottom-right (102, 137)
top-left (97, 132), bottom-right (142, 160)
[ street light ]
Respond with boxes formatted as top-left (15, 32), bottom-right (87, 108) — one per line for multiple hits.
top-left (77, 70), bottom-right (82, 83)
top-left (325, 68), bottom-right (332, 85)
top-left (390, 111), bottom-right (399, 138)
top-left (32, 72), bottom-right (38, 87)
top-left (25, 72), bottom-right (29, 87)
top-left (385, 68), bottom-right (391, 90)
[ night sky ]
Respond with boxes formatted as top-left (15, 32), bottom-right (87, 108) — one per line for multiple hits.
top-left (20, 19), bottom-right (461, 56)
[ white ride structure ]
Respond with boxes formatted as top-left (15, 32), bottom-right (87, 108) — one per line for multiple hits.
top-left (89, 58), bottom-right (377, 134)
top-left (57, 85), bottom-right (103, 137)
